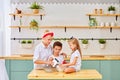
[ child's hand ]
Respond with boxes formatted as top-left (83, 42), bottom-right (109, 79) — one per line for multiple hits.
top-left (59, 64), bottom-right (66, 67)
top-left (61, 52), bottom-right (67, 58)
top-left (47, 61), bottom-right (53, 65)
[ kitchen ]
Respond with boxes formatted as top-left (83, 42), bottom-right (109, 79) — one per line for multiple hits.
top-left (0, 0), bottom-right (120, 80)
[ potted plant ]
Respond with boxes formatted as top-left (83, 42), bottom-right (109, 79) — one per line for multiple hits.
top-left (27, 40), bottom-right (32, 44)
top-left (81, 39), bottom-right (89, 49)
top-left (26, 40), bottom-right (33, 48)
top-left (20, 40), bottom-right (27, 48)
top-left (30, 2), bottom-right (43, 14)
top-left (21, 40), bottom-right (26, 44)
top-left (29, 19), bottom-right (39, 31)
top-left (89, 18), bottom-right (97, 27)
top-left (108, 6), bottom-right (116, 14)
top-left (98, 39), bottom-right (106, 49)
top-left (20, 40), bottom-right (33, 49)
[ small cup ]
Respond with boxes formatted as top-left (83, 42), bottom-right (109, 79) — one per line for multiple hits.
top-left (105, 22), bottom-right (110, 27)
top-left (111, 22), bottom-right (116, 27)
top-left (100, 22), bottom-right (104, 27)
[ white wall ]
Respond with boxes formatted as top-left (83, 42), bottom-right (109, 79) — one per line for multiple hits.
top-left (10, 3), bottom-right (120, 55)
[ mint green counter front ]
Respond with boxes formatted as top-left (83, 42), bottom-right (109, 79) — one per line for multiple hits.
top-left (5, 60), bottom-right (33, 80)
top-left (3, 55), bottom-right (120, 80)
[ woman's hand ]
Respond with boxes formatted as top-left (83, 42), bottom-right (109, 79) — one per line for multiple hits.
top-left (46, 61), bottom-right (53, 66)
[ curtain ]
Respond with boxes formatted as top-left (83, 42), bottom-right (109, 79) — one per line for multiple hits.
top-left (0, 0), bottom-right (10, 79)
top-left (0, 60), bottom-right (9, 80)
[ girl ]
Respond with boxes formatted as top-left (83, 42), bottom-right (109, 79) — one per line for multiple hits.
top-left (60, 37), bottom-right (82, 73)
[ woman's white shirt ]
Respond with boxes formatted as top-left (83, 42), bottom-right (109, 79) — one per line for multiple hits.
top-left (69, 50), bottom-right (81, 71)
top-left (33, 42), bottom-right (52, 69)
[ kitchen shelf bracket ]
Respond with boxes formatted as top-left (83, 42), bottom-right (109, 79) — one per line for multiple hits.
top-left (116, 15), bottom-right (118, 21)
top-left (18, 27), bottom-right (21, 32)
top-left (65, 27), bottom-right (66, 32)
top-left (40, 15), bottom-right (43, 20)
top-left (89, 15), bottom-right (91, 20)
top-left (13, 15), bottom-right (16, 20)
top-left (110, 27), bottom-right (112, 33)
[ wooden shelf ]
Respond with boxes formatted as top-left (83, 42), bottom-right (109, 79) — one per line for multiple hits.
top-left (10, 26), bottom-right (88, 28)
top-left (9, 13), bottom-right (45, 20)
top-left (86, 14), bottom-right (120, 16)
top-left (9, 13), bottom-right (45, 16)
top-left (9, 26), bottom-right (120, 29)
top-left (86, 13), bottom-right (120, 21)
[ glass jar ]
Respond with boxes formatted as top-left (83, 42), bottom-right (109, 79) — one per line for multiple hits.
top-left (99, 9), bottom-right (103, 14)
top-left (94, 9), bottom-right (98, 14)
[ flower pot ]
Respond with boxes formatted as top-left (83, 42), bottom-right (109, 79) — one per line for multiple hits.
top-left (109, 11), bottom-right (115, 14)
top-left (82, 44), bottom-right (88, 49)
top-left (33, 9), bottom-right (39, 14)
top-left (100, 44), bottom-right (105, 49)
top-left (21, 44), bottom-right (33, 49)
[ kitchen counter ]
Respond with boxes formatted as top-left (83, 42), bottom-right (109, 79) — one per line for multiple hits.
top-left (0, 54), bottom-right (120, 60)
top-left (28, 69), bottom-right (102, 80)
top-left (0, 54), bottom-right (33, 60)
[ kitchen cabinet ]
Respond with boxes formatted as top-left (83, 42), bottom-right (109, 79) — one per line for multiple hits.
top-left (81, 60), bottom-right (100, 72)
top-left (5, 60), bottom-right (120, 80)
top-left (5, 60), bottom-right (33, 80)
top-left (100, 60), bottom-right (120, 80)
top-left (11, 72), bottom-right (29, 80)
top-left (5, 60), bottom-right (11, 79)
top-left (11, 60), bottom-right (33, 71)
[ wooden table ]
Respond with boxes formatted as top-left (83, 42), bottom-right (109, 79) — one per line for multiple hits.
top-left (28, 69), bottom-right (102, 80)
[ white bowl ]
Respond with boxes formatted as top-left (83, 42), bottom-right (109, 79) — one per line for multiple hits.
top-left (56, 65), bottom-right (65, 72)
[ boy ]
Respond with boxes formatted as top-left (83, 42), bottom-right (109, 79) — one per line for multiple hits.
top-left (49, 41), bottom-right (65, 67)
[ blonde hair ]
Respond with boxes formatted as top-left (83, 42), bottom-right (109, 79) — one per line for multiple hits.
top-left (68, 38), bottom-right (82, 58)
top-left (44, 30), bottom-right (49, 34)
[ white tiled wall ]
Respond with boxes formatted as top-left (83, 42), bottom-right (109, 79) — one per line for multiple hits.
top-left (11, 3), bottom-right (120, 55)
